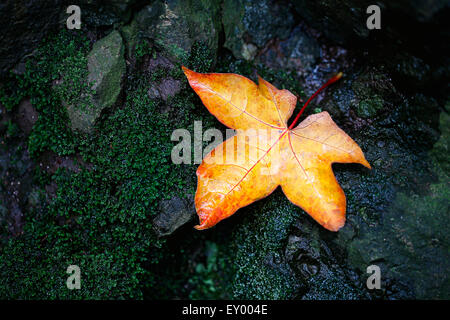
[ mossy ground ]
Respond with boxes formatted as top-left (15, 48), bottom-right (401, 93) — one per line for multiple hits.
top-left (0, 29), bottom-right (220, 298)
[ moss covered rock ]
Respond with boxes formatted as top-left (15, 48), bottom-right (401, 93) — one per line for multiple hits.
top-left (65, 30), bottom-right (125, 133)
top-left (347, 111), bottom-right (450, 299)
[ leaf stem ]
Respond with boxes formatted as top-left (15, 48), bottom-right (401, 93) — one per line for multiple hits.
top-left (288, 72), bottom-right (343, 129)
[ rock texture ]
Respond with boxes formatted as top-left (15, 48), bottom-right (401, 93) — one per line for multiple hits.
top-left (135, 0), bottom-right (221, 62)
top-left (153, 196), bottom-right (196, 237)
top-left (0, 0), bottom-right (63, 78)
top-left (223, 0), bottom-right (295, 60)
top-left (66, 30), bottom-right (125, 133)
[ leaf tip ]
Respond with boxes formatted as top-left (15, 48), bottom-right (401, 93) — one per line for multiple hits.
top-left (194, 206), bottom-right (222, 231)
top-left (181, 65), bottom-right (191, 75)
top-left (194, 218), bottom-right (211, 231)
top-left (324, 213), bottom-right (346, 232)
top-left (361, 157), bottom-right (372, 170)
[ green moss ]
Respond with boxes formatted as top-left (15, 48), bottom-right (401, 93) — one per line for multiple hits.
top-left (5, 120), bottom-right (19, 138)
top-left (230, 191), bottom-right (300, 299)
top-left (0, 27), bottom-right (228, 298)
top-left (1, 29), bottom-right (94, 157)
top-left (0, 78), bottom-right (178, 297)
top-left (0, 80), bottom-right (24, 111)
top-left (135, 39), bottom-right (154, 63)
top-left (356, 95), bottom-right (384, 118)
top-left (187, 241), bottom-right (232, 299)
top-left (430, 106), bottom-right (450, 174)
top-left (186, 41), bottom-right (215, 73)
top-left (0, 24), bottom-right (311, 299)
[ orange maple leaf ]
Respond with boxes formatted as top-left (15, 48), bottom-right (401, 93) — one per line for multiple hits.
top-left (182, 67), bottom-right (371, 231)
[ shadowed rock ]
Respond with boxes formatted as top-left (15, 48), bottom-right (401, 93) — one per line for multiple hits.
top-left (153, 196), bottom-right (196, 237)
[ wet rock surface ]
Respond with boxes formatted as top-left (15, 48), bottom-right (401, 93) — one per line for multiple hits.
top-left (345, 111), bottom-right (450, 299)
top-left (220, 1), bottom-right (449, 299)
top-left (136, 0), bottom-right (221, 62)
top-left (0, 0), bottom-right (64, 77)
top-left (223, 0), bottom-right (295, 60)
top-left (258, 25), bottom-right (321, 76)
top-left (75, 0), bottom-right (138, 27)
top-left (291, 0), bottom-right (450, 44)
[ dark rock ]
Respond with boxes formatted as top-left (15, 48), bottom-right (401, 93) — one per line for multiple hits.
top-left (223, 0), bottom-right (295, 60)
top-left (148, 78), bottom-right (182, 102)
top-left (225, 55), bottom-right (445, 299)
top-left (0, 201), bottom-right (7, 229)
top-left (312, 67), bottom-right (445, 299)
top-left (291, 0), bottom-right (449, 44)
top-left (153, 196), bottom-right (196, 237)
top-left (258, 25), bottom-right (321, 76)
top-left (346, 111), bottom-right (450, 299)
top-left (11, 61), bottom-right (26, 76)
top-left (75, 0), bottom-right (138, 27)
top-left (286, 219), bottom-right (370, 299)
top-left (390, 52), bottom-right (431, 87)
top-left (290, 0), bottom-right (372, 44)
top-left (135, 0), bottom-right (221, 62)
top-left (147, 86), bottom-right (160, 100)
top-left (37, 151), bottom-right (91, 175)
top-left (290, 1), bottom-right (450, 95)
top-left (147, 55), bottom-right (175, 71)
top-left (120, 17), bottom-right (139, 59)
top-left (0, 0), bottom-right (63, 78)
top-left (15, 98), bottom-right (38, 136)
top-left (0, 135), bottom-right (34, 237)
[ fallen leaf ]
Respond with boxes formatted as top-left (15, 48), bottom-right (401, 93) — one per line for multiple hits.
top-left (182, 67), bottom-right (371, 231)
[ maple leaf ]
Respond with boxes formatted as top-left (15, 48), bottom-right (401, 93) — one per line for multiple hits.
top-left (182, 66), bottom-right (371, 231)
